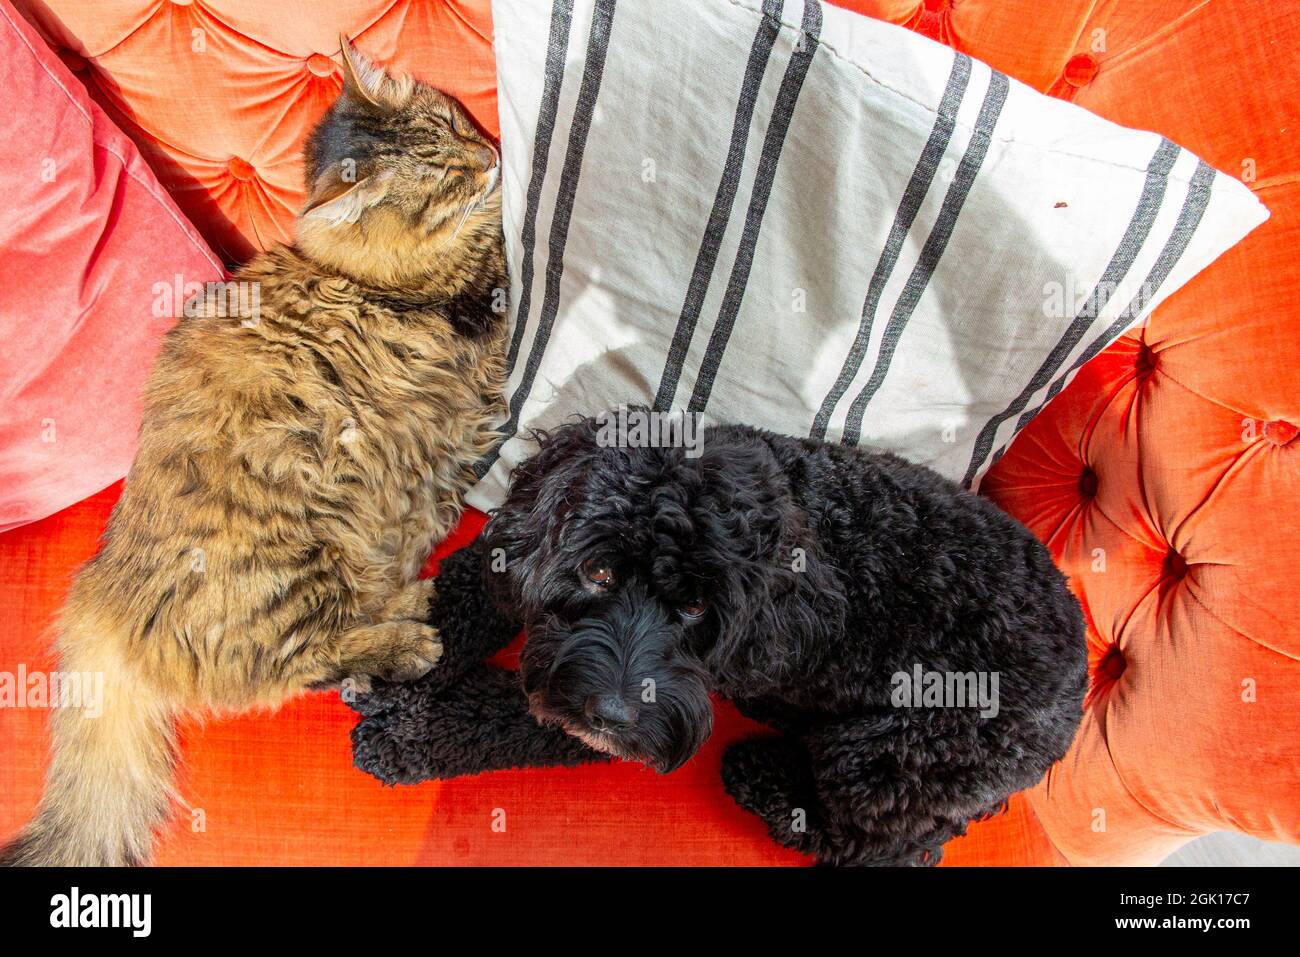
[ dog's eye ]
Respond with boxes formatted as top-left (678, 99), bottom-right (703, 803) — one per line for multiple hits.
top-left (581, 559), bottom-right (616, 589)
top-left (678, 597), bottom-right (708, 621)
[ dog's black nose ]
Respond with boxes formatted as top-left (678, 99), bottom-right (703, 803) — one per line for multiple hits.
top-left (584, 694), bottom-right (637, 733)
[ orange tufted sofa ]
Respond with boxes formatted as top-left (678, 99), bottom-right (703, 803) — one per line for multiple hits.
top-left (1, 0), bottom-right (1296, 866)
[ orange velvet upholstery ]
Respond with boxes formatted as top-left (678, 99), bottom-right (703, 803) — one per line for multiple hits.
top-left (1, 0), bottom-right (1295, 865)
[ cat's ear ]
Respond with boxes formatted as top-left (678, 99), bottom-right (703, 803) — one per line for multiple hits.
top-left (302, 162), bottom-right (392, 226)
top-left (338, 37), bottom-right (413, 111)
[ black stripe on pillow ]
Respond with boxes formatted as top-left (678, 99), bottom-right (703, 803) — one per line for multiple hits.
top-left (477, 0), bottom-right (618, 479)
top-left (983, 160), bottom-right (1217, 474)
top-left (811, 52), bottom-right (972, 440)
top-left (839, 69), bottom-right (1010, 446)
top-left (686, 0), bottom-right (824, 416)
top-left (502, 0), bottom-right (577, 378)
top-left (959, 137), bottom-right (1181, 487)
top-left (842, 69), bottom-right (1013, 447)
top-left (652, 0), bottom-right (783, 412)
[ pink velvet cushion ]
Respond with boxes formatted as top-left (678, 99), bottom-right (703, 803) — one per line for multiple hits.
top-left (0, 0), bottom-right (222, 532)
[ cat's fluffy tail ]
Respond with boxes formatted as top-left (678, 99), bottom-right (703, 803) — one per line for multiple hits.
top-left (1, 617), bottom-right (177, 866)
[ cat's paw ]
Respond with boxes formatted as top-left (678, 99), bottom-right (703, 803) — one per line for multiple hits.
top-left (384, 577), bottom-right (437, 621)
top-left (344, 673), bottom-right (374, 696)
top-left (377, 623), bottom-right (444, 682)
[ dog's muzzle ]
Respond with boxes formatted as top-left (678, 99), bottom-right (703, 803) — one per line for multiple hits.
top-left (519, 592), bottom-right (714, 772)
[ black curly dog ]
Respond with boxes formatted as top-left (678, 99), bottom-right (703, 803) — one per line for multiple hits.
top-left (352, 412), bottom-right (1088, 865)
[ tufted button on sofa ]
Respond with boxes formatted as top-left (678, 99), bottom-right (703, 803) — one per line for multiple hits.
top-left (1, 0), bottom-right (1295, 865)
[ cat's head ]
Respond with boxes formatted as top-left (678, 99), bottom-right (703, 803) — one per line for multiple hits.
top-left (297, 39), bottom-right (501, 293)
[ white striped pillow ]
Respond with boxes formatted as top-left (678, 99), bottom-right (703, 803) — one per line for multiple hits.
top-left (468, 0), bottom-right (1268, 509)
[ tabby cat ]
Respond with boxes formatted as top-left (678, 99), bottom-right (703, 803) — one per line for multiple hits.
top-left (1, 41), bottom-right (505, 865)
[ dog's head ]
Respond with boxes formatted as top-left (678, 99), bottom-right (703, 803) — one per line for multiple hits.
top-left (483, 411), bottom-right (844, 772)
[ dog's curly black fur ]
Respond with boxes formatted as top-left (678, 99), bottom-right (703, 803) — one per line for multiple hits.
top-left (350, 538), bottom-right (603, 784)
top-left (352, 412), bottom-right (1088, 865)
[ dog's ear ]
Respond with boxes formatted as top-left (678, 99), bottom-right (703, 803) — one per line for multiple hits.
top-left (691, 428), bottom-right (848, 694)
top-left (482, 416), bottom-right (605, 612)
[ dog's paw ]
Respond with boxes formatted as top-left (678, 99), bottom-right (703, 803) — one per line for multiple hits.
top-left (721, 737), bottom-right (821, 854)
top-left (721, 737), bottom-right (805, 805)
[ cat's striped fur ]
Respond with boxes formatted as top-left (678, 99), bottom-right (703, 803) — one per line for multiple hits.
top-left (1, 41), bottom-right (505, 865)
